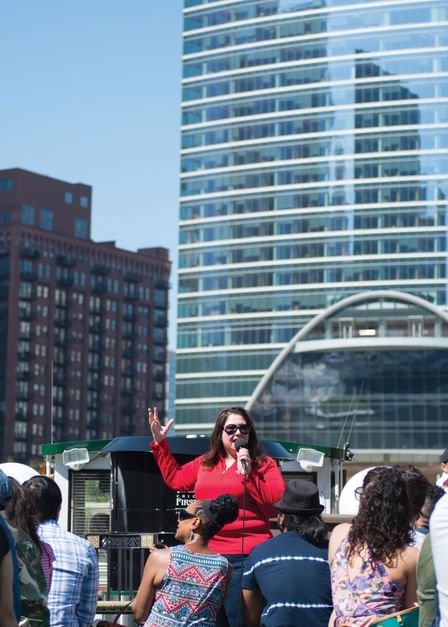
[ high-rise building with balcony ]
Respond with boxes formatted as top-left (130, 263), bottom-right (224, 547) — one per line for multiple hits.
top-left (0, 168), bottom-right (170, 463)
top-left (176, 0), bottom-right (448, 445)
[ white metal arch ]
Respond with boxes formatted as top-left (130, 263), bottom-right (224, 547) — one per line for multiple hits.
top-left (246, 289), bottom-right (448, 411)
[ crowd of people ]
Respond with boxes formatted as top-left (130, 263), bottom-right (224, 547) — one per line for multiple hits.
top-left (0, 471), bottom-right (98, 627)
top-left (145, 407), bottom-right (448, 627)
top-left (0, 408), bottom-right (447, 627)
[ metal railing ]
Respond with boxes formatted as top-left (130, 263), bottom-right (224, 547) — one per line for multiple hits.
top-left (87, 532), bottom-right (175, 600)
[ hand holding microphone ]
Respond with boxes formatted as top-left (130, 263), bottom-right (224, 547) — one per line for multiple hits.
top-left (235, 438), bottom-right (251, 476)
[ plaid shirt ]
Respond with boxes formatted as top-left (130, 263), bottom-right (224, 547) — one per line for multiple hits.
top-left (39, 519), bottom-right (99, 627)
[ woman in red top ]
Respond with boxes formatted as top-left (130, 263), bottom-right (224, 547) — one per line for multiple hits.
top-left (149, 406), bottom-right (285, 627)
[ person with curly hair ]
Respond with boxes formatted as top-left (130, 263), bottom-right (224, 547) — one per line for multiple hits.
top-left (329, 466), bottom-right (423, 626)
top-left (132, 494), bottom-right (239, 626)
top-left (148, 406), bottom-right (285, 626)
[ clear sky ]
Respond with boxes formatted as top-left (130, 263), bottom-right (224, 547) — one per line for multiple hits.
top-left (0, 1), bottom-right (183, 347)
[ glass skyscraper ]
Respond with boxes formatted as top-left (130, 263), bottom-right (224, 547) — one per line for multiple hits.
top-left (176, 0), bottom-right (448, 439)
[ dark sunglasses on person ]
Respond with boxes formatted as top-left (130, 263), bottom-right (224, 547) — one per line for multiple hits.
top-left (223, 424), bottom-right (251, 435)
top-left (177, 508), bottom-right (197, 522)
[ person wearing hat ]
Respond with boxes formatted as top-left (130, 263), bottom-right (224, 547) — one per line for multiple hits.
top-left (436, 448), bottom-right (448, 491)
top-left (241, 479), bottom-right (332, 627)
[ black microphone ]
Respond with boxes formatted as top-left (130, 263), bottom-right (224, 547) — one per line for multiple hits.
top-left (235, 437), bottom-right (250, 475)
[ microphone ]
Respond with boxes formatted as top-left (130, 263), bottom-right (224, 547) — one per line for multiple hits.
top-left (235, 438), bottom-right (250, 475)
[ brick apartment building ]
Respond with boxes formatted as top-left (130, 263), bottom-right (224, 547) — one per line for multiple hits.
top-left (0, 168), bottom-right (170, 464)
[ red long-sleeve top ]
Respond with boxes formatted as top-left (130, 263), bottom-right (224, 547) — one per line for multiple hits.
top-left (150, 439), bottom-right (285, 555)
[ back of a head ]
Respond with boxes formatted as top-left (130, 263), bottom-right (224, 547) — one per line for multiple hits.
top-left (349, 466), bottom-right (413, 564)
top-left (200, 494), bottom-right (239, 538)
top-left (23, 475), bottom-right (62, 522)
top-left (5, 476), bottom-right (41, 545)
top-left (393, 463), bottom-right (429, 521)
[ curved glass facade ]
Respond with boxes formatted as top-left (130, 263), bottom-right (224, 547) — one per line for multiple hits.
top-left (252, 347), bottom-right (448, 447)
top-left (248, 294), bottom-right (448, 447)
top-left (176, 0), bottom-right (448, 436)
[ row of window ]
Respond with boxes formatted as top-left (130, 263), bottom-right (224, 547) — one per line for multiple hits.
top-left (182, 102), bottom-right (445, 150)
top-left (17, 275), bottom-right (163, 307)
top-left (180, 180), bottom-right (447, 220)
top-left (177, 378), bottom-right (259, 395)
top-left (19, 204), bottom-right (89, 238)
top-left (183, 3), bottom-right (447, 53)
top-left (186, 2), bottom-right (439, 32)
top-left (182, 78), bottom-right (448, 127)
top-left (183, 27), bottom-right (447, 78)
top-left (182, 128), bottom-right (446, 172)
top-left (179, 262), bottom-right (446, 294)
top-left (184, 0), bottom-right (302, 32)
top-left (181, 155), bottom-right (448, 197)
top-left (180, 236), bottom-right (448, 269)
top-left (175, 347), bottom-right (448, 391)
top-left (180, 314), bottom-right (442, 342)
top-left (181, 221), bottom-right (446, 249)
top-left (183, 54), bottom-right (445, 101)
top-left (177, 287), bottom-right (445, 319)
top-left (181, 234), bottom-right (446, 276)
top-left (10, 237), bottom-right (165, 281)
top-left (64, 191), bottom-right (90, 208)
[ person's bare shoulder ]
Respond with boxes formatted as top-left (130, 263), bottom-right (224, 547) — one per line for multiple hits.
top-left (401, 543), bottom-right (419, 568)
top-left (150, 546), bottom-right (171, 566)
top-left (329, 523), bottom-right (351, 560)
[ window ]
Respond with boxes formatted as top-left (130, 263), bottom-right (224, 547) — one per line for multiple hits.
top-left (74, 218), bottom-right (88, 239)
top-left (40, 209), bottom-right (53, 231)
top-left (80, 196), bottom-right (89, 208)
top-left (0, 178), bottom-right (13, 191)
top-left (155, 289), bottom-right (166, 307)
top-left (14, 422), bottom-right (27, 437)
top-left (13, 442), bottom-right (26, 454)
top-left (0, 212), bottom-right (12, 224)
top-left (21, 204), bottom-right (35, 226)
top-left (20, 259), bottom-right (33, 274)
top-left (64, 192), bottom-right (73, 205)
top-left (55, 289), bottom-right (67, 306)
top-left (37, 285), bottom-right (49, 298)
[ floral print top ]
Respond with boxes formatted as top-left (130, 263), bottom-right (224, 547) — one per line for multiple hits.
top-left (330, 535), bottom-right (405, 626)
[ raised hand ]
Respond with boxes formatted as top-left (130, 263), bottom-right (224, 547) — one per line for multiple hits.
top-left (148, 407), bottom-right (174, 443)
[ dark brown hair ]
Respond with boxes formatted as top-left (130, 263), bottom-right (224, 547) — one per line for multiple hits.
top-left (5, 477), bottom-right (42, 551)
top-left (201, 407), bottom-right (265, 468)
top-left (23, 475), bottom-right (62, 522)
top-left (392, 463), bottom-right (429, 520)
top-left (347, 466), bottom-right (413, 567)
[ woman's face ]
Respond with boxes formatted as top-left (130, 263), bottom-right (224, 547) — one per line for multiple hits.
top-left (221, 412), bottom-right (250, 457)
top-left (175, 501), bottom-right (199, 543)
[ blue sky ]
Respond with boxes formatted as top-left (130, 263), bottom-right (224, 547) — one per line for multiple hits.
top-left (0, 2), bottom-right (183, 347)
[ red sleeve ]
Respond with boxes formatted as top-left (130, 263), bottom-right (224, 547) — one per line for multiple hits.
top-left (150, 439), bottom-right (202, 491)
top-left (245, 456), bottom-right (285, 511)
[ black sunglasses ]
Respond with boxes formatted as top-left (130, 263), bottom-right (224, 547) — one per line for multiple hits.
top-left (223, 423), bottom-right (250, 435)
top-left (177, 508), bottom-right (196, 522)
